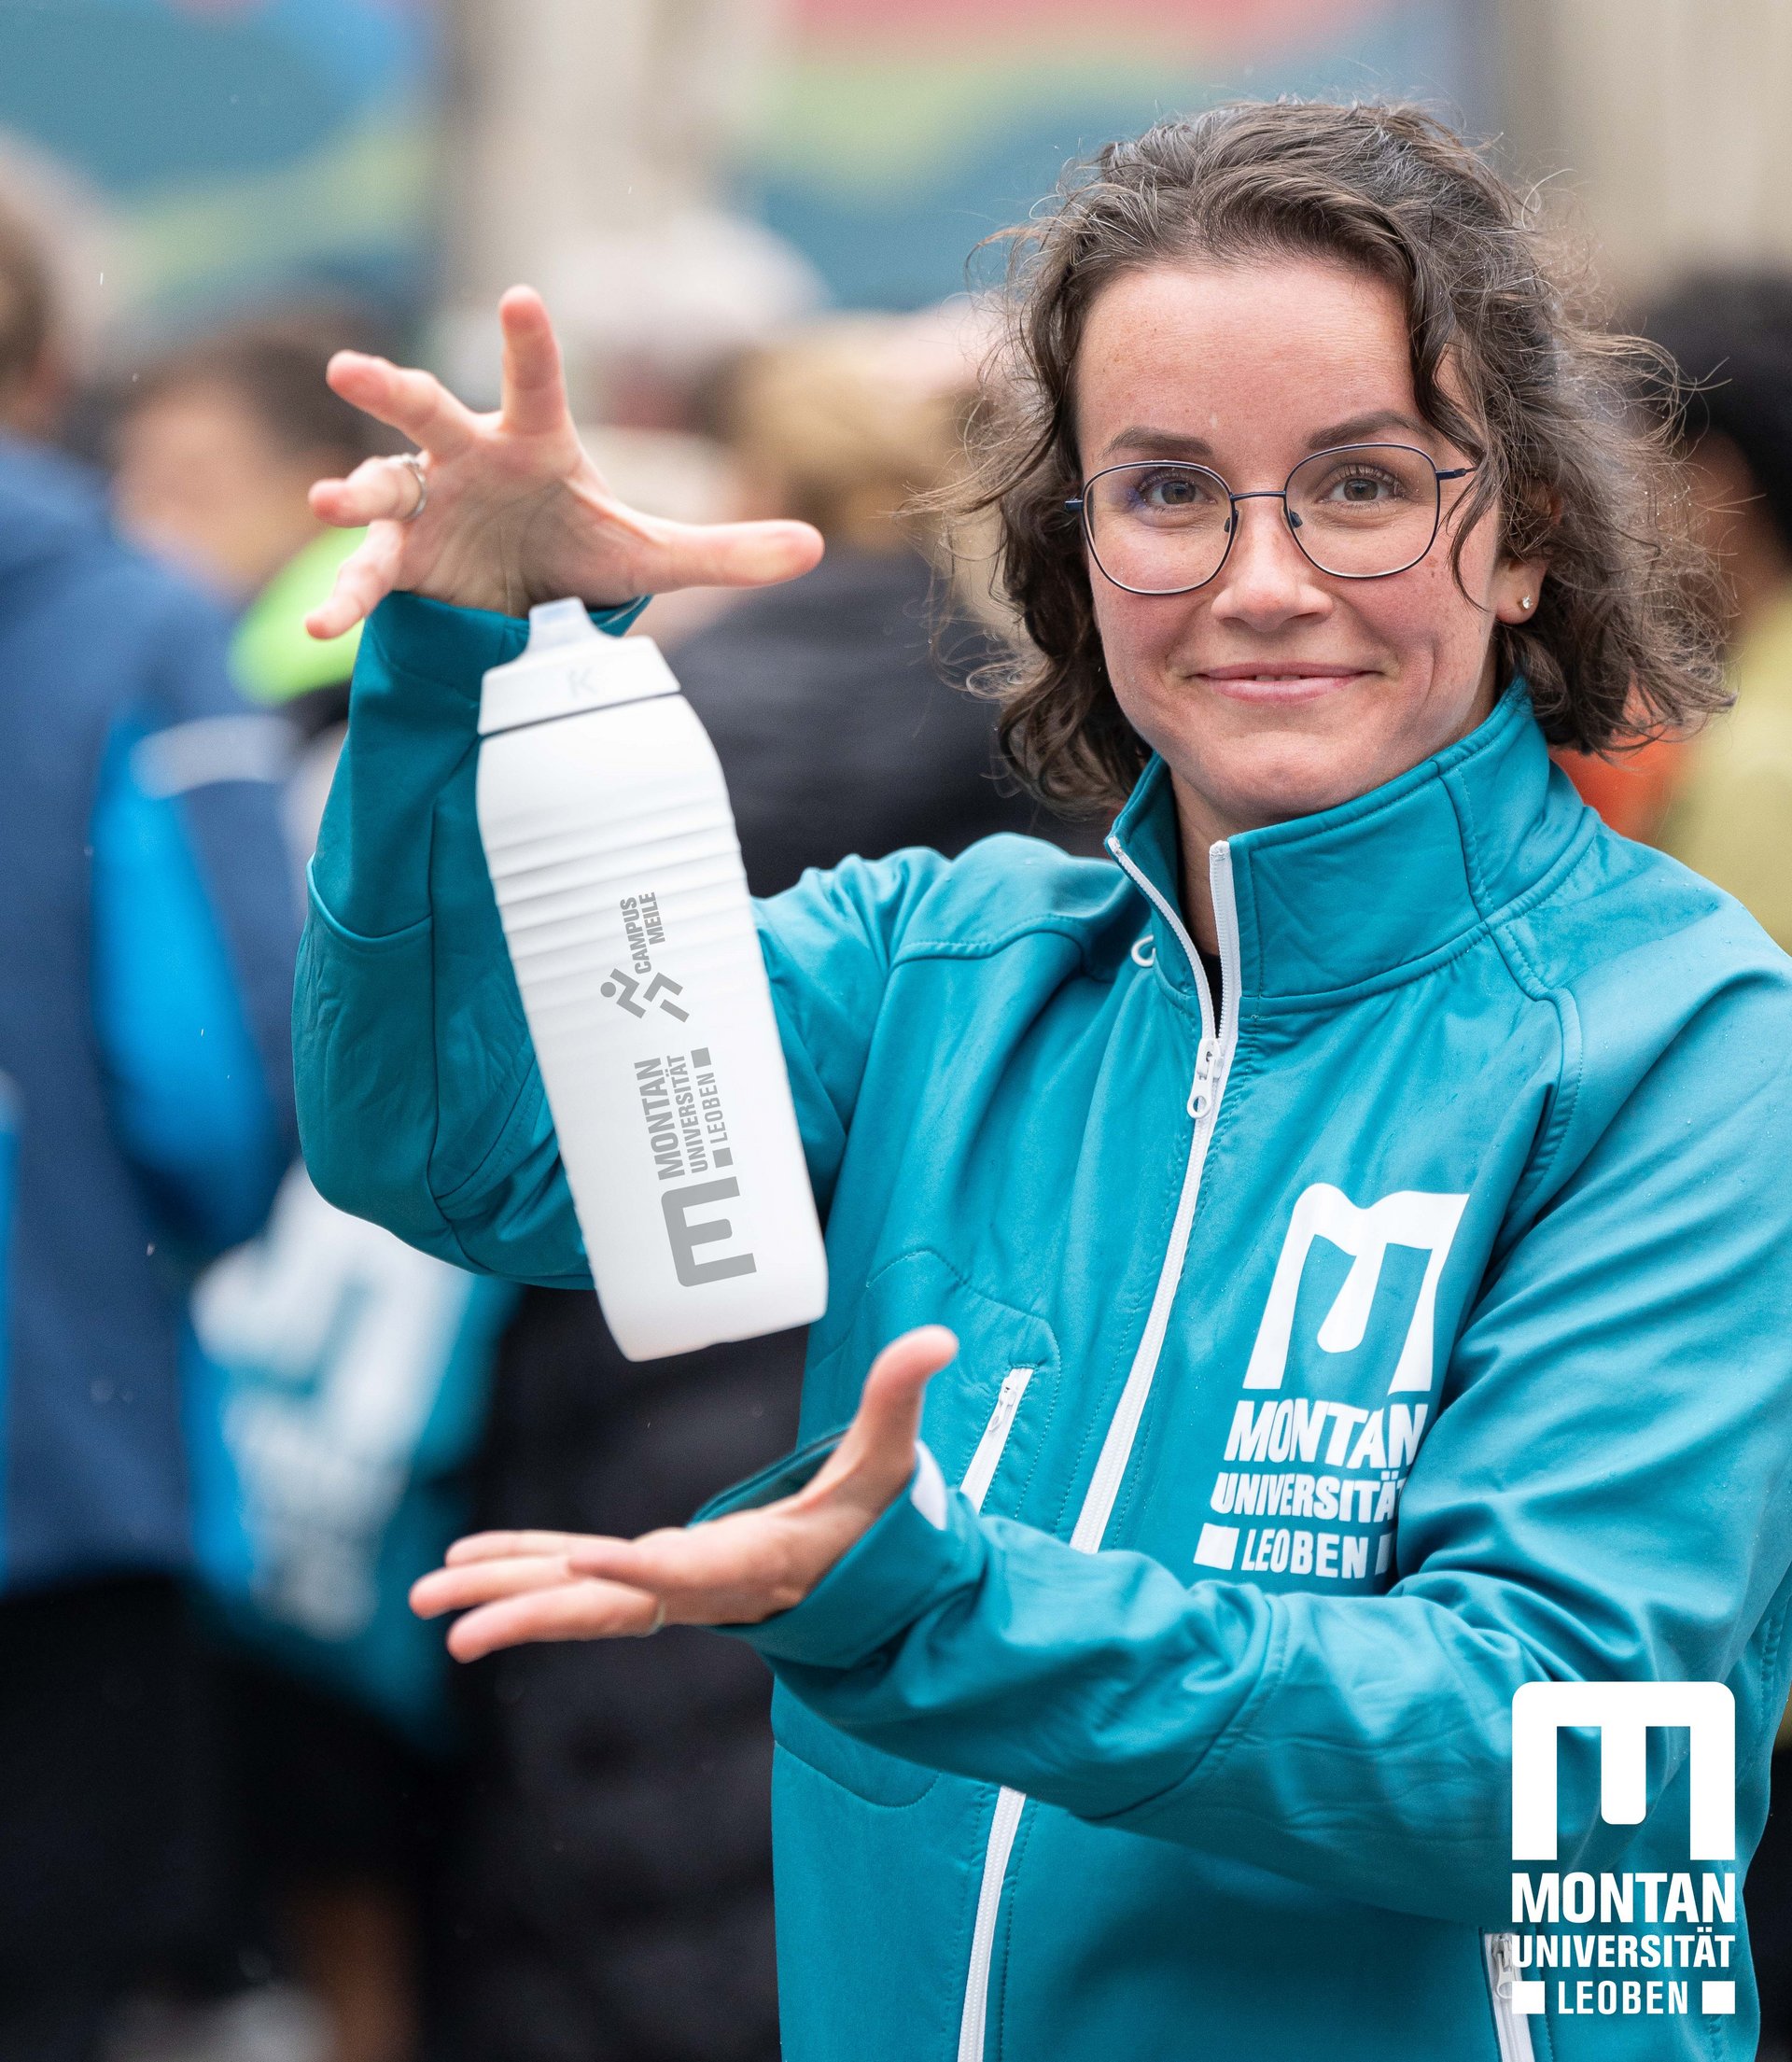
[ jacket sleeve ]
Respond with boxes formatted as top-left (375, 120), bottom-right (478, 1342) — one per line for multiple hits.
top-left (296, 592), bottom-right (947, 1282)
top-left (713, 965), bottom-right (1792, 1929)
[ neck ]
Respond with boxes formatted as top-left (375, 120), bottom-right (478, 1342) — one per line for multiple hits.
top-left (1167, 769), bottom-right (1239, 956)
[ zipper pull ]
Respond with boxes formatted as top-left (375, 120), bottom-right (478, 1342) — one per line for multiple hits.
top-left (1187, 1036), bottom-right (1220, 1120)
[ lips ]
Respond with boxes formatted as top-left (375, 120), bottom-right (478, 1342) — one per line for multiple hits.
top-left (1196, 665), bottom-right (1376, 702)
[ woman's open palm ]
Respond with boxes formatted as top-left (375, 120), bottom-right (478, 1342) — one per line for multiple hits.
top-left (305, 286), bottom-right (824, 638)
top-left (411, 1326), bottom-right (959, 1662)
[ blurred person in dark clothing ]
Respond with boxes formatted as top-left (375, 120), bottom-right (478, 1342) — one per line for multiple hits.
top-left (672, 314), bottom-right (1099, 882)
top-left (437, 315), bottom-right (1099, 2062)
top-left (1640, 274), bottom-right (1792, 2062)
top-left (0, 194), bottom-right (299, 2061)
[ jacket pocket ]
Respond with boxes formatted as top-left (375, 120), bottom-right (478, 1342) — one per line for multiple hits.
top-left (772, 1255), bottom-right (1057, 1808)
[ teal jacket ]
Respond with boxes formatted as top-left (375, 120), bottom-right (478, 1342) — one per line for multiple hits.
top-left (298, 595), bottom-right (1792, 2062)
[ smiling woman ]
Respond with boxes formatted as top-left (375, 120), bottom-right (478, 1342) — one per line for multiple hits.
top-left (294, 100), bottom-right (1792, 2062)
top-left (957, 105), bottom-right (1725, 861)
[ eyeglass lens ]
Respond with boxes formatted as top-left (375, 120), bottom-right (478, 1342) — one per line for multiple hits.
top-left (1083, 444), bottom-right (1447, 594)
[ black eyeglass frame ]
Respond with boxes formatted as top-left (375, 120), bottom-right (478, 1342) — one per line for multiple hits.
top-left (1064, 443), bottom-right (1477, 596)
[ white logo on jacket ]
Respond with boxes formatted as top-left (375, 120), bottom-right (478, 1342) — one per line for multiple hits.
top-left (1243, 1182), bottom-right (1468, 1394)
top-left (1193, 1182), bottom-right (1467, 1580)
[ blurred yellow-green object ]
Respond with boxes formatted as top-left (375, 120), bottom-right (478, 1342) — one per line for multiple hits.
top-left (230, 527), bottom-right (366, 706)
top-left (1660, 589), bottom-right (1792, 951)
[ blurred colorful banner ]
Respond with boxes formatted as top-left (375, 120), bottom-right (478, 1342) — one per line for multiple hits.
top-left (749, 0), bottom-right (1486, 308)
top-left (0, 0), bottom-right (439, 331)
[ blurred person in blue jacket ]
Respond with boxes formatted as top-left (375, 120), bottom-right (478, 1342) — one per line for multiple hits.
top-left (0, 191), bottom-right (298, 2061)
top-left (115, 316), bottom-right (516, 2062)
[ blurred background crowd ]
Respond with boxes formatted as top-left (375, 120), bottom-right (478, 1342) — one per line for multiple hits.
top-left (0, 3), bottom-right (1789, 2059)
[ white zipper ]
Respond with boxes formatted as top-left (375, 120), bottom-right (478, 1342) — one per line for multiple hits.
top-left (1483, 1932), bottom-right (1538, 2062)
top-left (953, 1371), bottom-right (1035, 2062)
top-left (960, 1368), bottom-right (1034, 1515)
top-left (956, 1786), bottom-right (1028, 2062)
top-left (1072, 836), bottom-right (1237, 1553)
top-left (954, 835), bottom-right (1240, 2061)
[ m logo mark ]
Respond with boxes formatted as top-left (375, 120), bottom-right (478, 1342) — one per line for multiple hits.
top-left (1510, 1680), bottom-right (1736, 1862)
top-left (1243, 1183), bottom-right (1467, 1395)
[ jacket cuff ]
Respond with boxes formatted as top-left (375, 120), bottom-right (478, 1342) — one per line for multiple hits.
top-left (363, 590), bottom-right (650, 708)
top-left (713, 1441), bottom-right (985, 1672)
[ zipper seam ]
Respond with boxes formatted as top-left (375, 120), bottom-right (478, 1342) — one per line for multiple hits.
top-left (954, 1370), bottom-right (1037, 2062)
top-left (957, 1787), bottom-right (1028, 2062)
top-left (953, 834), bottom-right (1240, 2062)
top-left (1483, 1931), bottom-right (1539, 2062)
top-left (1073, 837), bottom-right (1237, 1552)
top-left (961, 1368), bottom-right (1035, 1515)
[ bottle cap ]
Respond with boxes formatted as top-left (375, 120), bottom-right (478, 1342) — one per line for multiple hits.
top-left (478, 599), bottom-right (680, 735)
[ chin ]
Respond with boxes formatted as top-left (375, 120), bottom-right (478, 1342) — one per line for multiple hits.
top-left (1188, 736), bottom-right (1393, 831)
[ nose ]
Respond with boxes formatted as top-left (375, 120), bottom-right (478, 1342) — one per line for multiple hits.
top-left (1206, 493), bottom-right (1332, 630)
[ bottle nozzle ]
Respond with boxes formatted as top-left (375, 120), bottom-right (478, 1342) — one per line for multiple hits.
top-left (525, 597), bottom-right (603, 652)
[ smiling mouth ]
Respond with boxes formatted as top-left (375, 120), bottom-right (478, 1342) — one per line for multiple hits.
top-left (1196, 665), bottom-right (1377, 700)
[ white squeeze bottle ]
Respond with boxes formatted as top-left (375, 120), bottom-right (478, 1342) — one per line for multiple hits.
top-left (475, 598), bottom-right (828, 1360)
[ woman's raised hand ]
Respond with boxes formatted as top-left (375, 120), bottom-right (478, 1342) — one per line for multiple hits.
top-left (410, 1326), bottom-right (959, 1662)
top-left (304, 286), bottom-right (824, 639)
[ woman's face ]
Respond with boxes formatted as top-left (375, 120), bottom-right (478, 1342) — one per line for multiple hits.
top-left (1076, 258), bottom-right (1543, 844)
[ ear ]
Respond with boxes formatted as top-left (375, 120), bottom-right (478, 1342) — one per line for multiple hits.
top-left (1490, 551), bottom-right (1549, 628)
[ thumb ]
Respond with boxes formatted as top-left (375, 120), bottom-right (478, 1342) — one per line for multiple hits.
top-left (638, 514), bottom-right (826, 595)
top-left (805, 1325), bottom-right (959, 1512)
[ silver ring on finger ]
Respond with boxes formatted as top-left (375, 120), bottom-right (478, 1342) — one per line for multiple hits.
top-left (642, 1600), bottom-right (666, 1638)
top-left (392, 450), bottom-right (429, 522)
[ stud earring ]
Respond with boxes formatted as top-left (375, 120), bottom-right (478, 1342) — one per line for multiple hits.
top-left (1520, 595), bottom-right (1533, 610)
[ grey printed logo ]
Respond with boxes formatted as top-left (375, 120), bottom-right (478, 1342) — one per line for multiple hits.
top-left (662, 1178), bottom-right (758, 1285)
top-left (602, 969), bottom-right (689, 1021)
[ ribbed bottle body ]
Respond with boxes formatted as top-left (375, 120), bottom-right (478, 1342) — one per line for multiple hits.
top-left (476, 694), bottom-right (827, 1358)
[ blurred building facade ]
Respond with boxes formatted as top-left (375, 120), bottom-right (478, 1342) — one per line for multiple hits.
top-left (1500, 0), bottom-right (1792, 300)
top-left (2, 0), bottom-right (1788, 411)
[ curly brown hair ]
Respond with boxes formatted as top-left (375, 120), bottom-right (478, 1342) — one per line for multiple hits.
top-left (949, 100), bottom-right (1727, 813)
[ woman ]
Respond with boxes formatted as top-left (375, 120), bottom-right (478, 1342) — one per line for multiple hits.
top-left (296, 105), bottom-right (1792, 2060)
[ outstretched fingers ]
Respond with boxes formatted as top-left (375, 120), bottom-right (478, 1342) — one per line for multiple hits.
top-left (326, 350), bottom-right (482, 457)
top-left (497, 286), bottom-right (573, 439)
top-left (443, 1528), bottom-right (596, 1565)
top-left (567, 1513), bottom-right (809, 1627)
top-left (411, 1551), bottom-right (571, 1619)
top-left (559, 1326), bottom-right (960, 1626)
top-left (637, 514), bottom-right (826, 596)
top-left (413, 1326), bottom-right (963, 1650)
top-left (445, 1577), bottom-right (664, 1662)
top-left (309, 454), bottom-right (427, 530)
top-left (802, 1324), bottom-right (959, 1509)
top-left (304, 524), bottom-right (404, 640)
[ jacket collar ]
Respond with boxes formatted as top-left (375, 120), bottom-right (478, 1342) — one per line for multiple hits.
top-left (1106, 682), bottom-right (1592, 1011)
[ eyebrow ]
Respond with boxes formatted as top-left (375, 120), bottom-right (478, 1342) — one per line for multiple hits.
top-left (1100, 408), bottom-right (1435, 463)
top-left (1304, 409), bottom-right (1434, 450)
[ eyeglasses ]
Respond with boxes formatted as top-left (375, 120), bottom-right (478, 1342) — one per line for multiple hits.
top-left (1067, 443), bottom-right (1475, 596)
